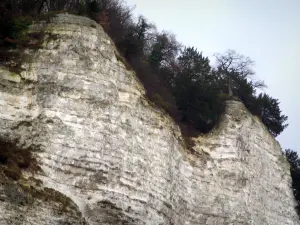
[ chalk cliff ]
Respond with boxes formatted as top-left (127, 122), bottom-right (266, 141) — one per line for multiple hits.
top-left (0, 14), bottom-right (298, 225)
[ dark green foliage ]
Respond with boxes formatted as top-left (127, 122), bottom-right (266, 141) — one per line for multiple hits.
top-left (0, 0), bottom-right (288, 138)
top-left (10, 16), bottom-right (32, 44)
top-left (0, 2), bottom-right (27, 43)
top-left (255, 93), bottom-right (288, 137)
top-left (148, 34), bottom-right (167, 68)
top-left (0, 0), bottom-right (83, 45)
top-left (285, 149), bottom-right (300, 216)
top-left (173, 47), bottom-right (224, 132)
top-left (118, 16), bottom-right (151, 58)
top-left (148, 32), bottom-right (180, 69)
top-left (177, 47), bottom-right (211, 79)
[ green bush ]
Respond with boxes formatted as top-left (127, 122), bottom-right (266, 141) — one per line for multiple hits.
top-left (11, 16), bottom-right (32, 40)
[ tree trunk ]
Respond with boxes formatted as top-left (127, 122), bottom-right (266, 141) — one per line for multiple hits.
top-left (228, 73), bottom-right (233, 96)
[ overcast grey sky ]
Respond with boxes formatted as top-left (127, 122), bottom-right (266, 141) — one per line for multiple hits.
top-left (126, 0), bottom-right (300, 152)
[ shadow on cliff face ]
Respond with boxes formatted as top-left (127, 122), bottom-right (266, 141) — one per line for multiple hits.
top-left (85, 200), bottom-right (138, 225)
top-left (0, 138), bottom-right (40, 181)
top-left (0, 138), bottom-right (88, 224)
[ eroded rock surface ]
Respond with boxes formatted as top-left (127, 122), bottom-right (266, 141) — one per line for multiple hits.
top-left (0, 14), bottom-right (298, 225)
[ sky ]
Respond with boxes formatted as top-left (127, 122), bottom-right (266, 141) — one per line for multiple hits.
top-left (126, 0), bottom-right (300, 152)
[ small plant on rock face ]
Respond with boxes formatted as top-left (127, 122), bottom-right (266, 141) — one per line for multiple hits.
top-left (11, 16), bottom-right (32, 41)
top-left (152, 93), bottom-right (170, 110)
top-left (1, 16), bottom-right (33, 48)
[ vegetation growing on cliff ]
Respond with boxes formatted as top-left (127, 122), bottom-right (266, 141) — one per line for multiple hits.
top-left (0, 0), bottom-right (288, 138)
top-left (285, 149), bottom-right (300, 217)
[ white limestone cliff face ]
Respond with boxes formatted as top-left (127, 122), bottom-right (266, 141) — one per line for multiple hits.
top-left (0, 14), bottom-right (298, 225)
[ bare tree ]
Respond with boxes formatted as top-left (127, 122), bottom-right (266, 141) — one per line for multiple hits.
top-left (213, 49), bottom-right (264, 96)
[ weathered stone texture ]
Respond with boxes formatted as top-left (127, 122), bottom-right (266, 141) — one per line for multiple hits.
top-left (0, 14), bottom-right (298, 225)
